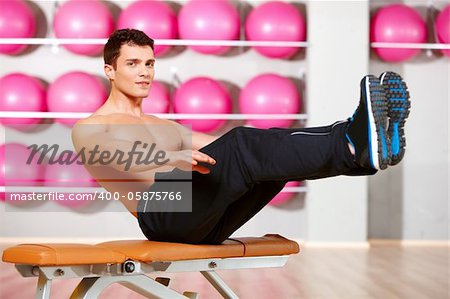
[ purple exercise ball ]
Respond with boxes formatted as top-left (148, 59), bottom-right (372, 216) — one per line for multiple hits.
top-left (53, 0), bottom-right (114, 56)
top-left (142, 81), bottom-right (171, 114)
top-left (0, 0), bottom-right (36, 55)
top-left (245, 1), bottom-right (306, 59)
top-left (370, 4), bottom-right (427, 62)
top-left (0, 73), bottom-right (47, 129)
top-left (239, 74), bottom-right (300, 129)
top-left (47, 72), bottom-right (107, 127)
top-left (118, 0), bottom-right (178, 57)
top-left (435, 5), bottom-right (450, 57)
top-left (178, 0), bottom-right (240, 55)
top-left (174, 77), bottom-right (232, 132)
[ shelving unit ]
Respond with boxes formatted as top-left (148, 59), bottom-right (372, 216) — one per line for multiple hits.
top-left (0, 0), bottom-right (310, 199)
top-left (3, 0), bottom-right (403, 243)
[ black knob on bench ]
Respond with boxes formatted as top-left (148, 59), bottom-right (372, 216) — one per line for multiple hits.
top-left (124, 261), bottom-right (135, 273)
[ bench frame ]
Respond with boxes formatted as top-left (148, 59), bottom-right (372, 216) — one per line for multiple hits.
top-left (15, 255), bottom-right (290, 299)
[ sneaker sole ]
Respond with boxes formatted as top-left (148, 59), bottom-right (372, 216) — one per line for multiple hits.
top-left (365, 75), bottom-right (390, 170)
top-left (380, 72), bottom-right (410, 165)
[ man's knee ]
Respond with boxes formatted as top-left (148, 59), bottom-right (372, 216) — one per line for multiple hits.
top-left (228, 126), bottom-right (254, 136)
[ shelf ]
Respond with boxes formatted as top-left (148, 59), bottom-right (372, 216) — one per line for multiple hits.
top-left (3, 39), bottom-right (448, 50)
top-left (0, 112), bottom-right (308, 120)
top-left (371, 42), bottom-right (450, 50)
top-left (0, 186), bottom-right (308, 193)
top-left (4, 39), bottom-right (449, 49)
top-left (0, 38), bottom-right (309, 48)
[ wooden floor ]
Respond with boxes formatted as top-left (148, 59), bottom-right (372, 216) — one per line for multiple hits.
top-left (0, 243), bottom-right (448, 299)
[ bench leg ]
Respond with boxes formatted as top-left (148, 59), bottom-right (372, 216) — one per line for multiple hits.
top-left (200, 271), bottom-right (239, 299)
top-left (69, 275), bottom-right (189, 299)
top-left (35, 273), bottom-right (52, 299)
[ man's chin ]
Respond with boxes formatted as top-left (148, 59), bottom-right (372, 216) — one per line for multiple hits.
top-left (133, 92), bottom-right (150, 100)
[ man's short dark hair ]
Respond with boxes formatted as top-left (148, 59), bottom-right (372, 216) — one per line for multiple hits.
top-left (104, 29), bottom-right (154, 69)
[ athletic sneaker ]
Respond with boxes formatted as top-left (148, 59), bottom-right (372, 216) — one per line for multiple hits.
top-left (346, 75), bottom-right (390, 170)
top-left (379, 71), bottom-right (411, 165)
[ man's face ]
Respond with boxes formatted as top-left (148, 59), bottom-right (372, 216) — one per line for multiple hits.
top-left (109, 44), bottom-right (155, 99)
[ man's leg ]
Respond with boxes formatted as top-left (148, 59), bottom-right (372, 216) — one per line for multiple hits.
top-left (200, 180), bottom-right (288, 244)
top-left (222, 121), bottom-right (373, 184)
top-left (204, 75), bottom-right (391, 183)
top-left (199, 75), bottom-right (398, 243)
top-left (138, 75), bottom-right (399, 244)
top-left (137, 120), bottom-right (373, 244)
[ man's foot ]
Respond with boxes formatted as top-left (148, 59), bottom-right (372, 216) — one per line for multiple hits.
top-left (379, 71), bottom-right (410, 165)
top-left (346, 75), bottom-right (390, 170)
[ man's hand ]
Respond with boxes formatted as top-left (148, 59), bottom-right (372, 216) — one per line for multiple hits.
top-left (170, 150), bottom-right (216, 174)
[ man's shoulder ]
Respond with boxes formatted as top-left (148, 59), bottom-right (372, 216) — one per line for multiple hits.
top-left (75, 114), bottom-right (109, 125)
top-left (72, 115), bottom-right (109, 139)
top-left (141, 113), bottom-right (172, 125)
top-left (73, 113), bottom-right (176, 133)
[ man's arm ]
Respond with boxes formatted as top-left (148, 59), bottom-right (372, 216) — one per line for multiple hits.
top-left (191, 131), bottom-right (219, 150)
top-left (71, 121), bottom-right (167, 173)
top-left (171, 120), bottom-right (219, 150)
top-left (72, 120), bottom-right (216, 174)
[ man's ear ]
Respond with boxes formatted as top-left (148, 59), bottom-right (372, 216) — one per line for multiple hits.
top-left (104, 64), bottom-right (115, 80)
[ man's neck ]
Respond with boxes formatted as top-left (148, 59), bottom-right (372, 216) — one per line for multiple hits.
top-left (105, 89), bottom-right (144, 117)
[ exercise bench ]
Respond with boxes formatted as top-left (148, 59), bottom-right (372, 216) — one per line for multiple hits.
top-left (2, 234), bottom-right (300, 299)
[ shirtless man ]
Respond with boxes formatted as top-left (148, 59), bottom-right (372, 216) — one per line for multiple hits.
top-left (72, 29), bottom-right (410, 244)
top-left (72, 30), bottom-right (218, 218)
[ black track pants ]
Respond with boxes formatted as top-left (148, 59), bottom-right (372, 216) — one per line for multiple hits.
top-left (137, 122), bottom-right (376, 244)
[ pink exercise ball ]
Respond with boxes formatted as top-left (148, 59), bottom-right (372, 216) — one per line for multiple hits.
top-left (174, 77), bottom-right (232, 132)
top-left (44, 152), bottom-right (96, 208)
top-left (245, 2), bottom-right (306, 59)
top-left (0, 0), bottom-right (36, 55)
top-left (239, 74), bottom-right (300, 129)
top-left (47, 72), bottom-right (107, 127)
top-left (0, 73), bottom-right (47, 130)
top-left (142, 81), bottom-right (170, 114)
top-left (118, 0), bottom-right (178, 57)
top-left (179, 0), bottom-right (240, 55)
top-left (436, 5), bottom-right (450, 57)
top-left (370, 4), bottom-right (427, 62)
top-left (0, 143), bottom-right (46, 203)
top-left (53, 0), bottom-right (114, 56)
top-left (269, 181), bottom-right (301, 206)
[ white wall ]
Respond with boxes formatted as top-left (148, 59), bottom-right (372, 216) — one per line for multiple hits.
top-left (301, 0), bottom-right (370, 242)
top-left (368, 0), bottom-right (449, 240)
top-left (369, 60), bottom-right (449, 240)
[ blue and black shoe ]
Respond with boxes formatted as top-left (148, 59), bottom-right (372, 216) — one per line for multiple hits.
top-left (346, 75), bottom-right (390, 170)
top-left (380, 71), bottom-right (410, 165)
